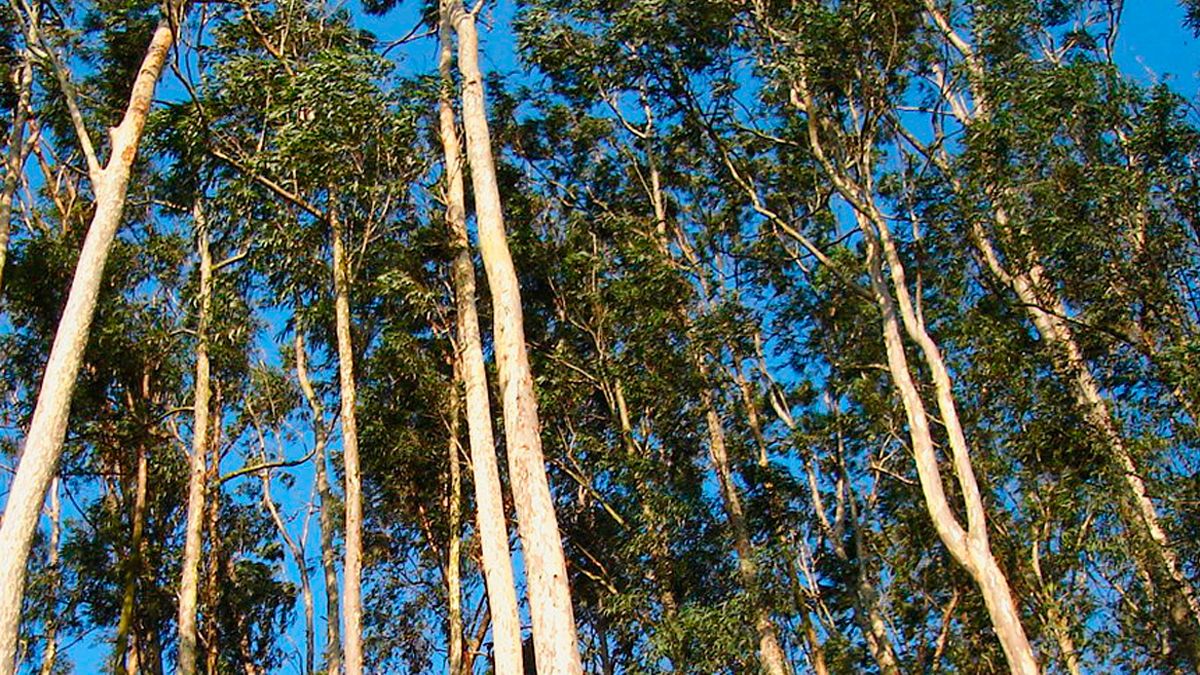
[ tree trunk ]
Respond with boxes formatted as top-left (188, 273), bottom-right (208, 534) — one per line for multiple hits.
top-left (261, 466), bottom-right (315, 675)
top-left (437, 6), bottom-right (526, 671)
top-left (447, 389), bottom-right (465, 675)
top-left (0, 15), bottom-right (177, 671)
top-left (177, 200), bottom-right (213, 675)
top-left (330, 202), bottom-right (365, 675)
top-left (37, 478), bottom-right (60, 675)
top-left (295, 332), bottom-right (343, 675)
top-left (0, 54), bottom-right (32, 295)
top-left (203, 429), bottom-right (223, 675)
top-left (115, 443), bottom-right (150, 675)
top-left (449, 4), bottom-right (584, 673)
top-left (699, 384), bottom-right (792, 675)
top-left (973, 223), bottom-right (1200, 655)
top-left (861, 218), bottom-right (1039, 675)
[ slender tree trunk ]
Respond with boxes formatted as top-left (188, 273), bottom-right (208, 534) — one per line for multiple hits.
top-left (447, 389), bottom-right (465, 675)
top-left (37, 478), bottom-right (60, 675)
top-left (698, 384), bottom-right (792, 675)
top-left (203, 434), bottom-right (222, 675)
top-left (178, 200), bottom-right (213, 675)
top-left (449, 4), bottom-right (584, 672)
top-left (330, 202), bottom-right (365, 675)
top-left (860, 219), bottom-right (1039, 675)
top-left (0, 55), bottom-right (32, 295)
top-left (973, 224), bottom-right (1200, 652)
top-left (437, 6), bottom-right (525, 671)
top-left (0, 15), bottom-right (178, 671)
top-left (918, 5), bottom-right (1198, 656)
top-left (261, 467), bottom-right (315, 675)
top-left (295, 333), bottom-right (343, 674)
top-left (115, 444), bottom-right (150, 675)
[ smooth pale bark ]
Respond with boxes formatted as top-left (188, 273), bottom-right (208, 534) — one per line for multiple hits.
top-left (261, 466), bottom-right (315, 675)
top-left (115, 444), bottom-right (150, 675)
top-left (0, 16), bottom-right (177, 672)
top-left (698, 385), bottom-right (792, 675)
top-left (437, 6), bottom-right (525, 671)
top-left (644, 137), bottom-right (789, 671)
top-left (917, 3), bottom-right (1200, 649)
top-left (0, 55), bottom-right (33, 294)
top-left (330, 204), bottom-right (365, 675)
top-left (37, 478), bottom-right (60, 675)
top-left (860, 220), bottom-right (1039, 675)
top-left (295, 333), bottom-right (343, 674)
top-left (177, 201), bottom-right (214, 675)
top-left (450, 4), bottom-right (584, 672)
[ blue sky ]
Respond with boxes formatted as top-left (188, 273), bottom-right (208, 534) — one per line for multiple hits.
top-left (38, 0), bottom-right (1200, 673)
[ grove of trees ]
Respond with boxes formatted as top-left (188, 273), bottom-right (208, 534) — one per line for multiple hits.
top-left (1, 0), bottom-right (1199, 672)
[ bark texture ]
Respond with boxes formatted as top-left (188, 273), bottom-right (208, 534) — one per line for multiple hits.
top-left (331, 204), bottom-right (365, 675)
top-left (437, 4), bottom-right (525, 671)
top-left (450, 4), bottom-right (584, 672)
top-left (177, 201), bottom-right (213, 675)
top-left (0, 16), bottom-right (177, 672)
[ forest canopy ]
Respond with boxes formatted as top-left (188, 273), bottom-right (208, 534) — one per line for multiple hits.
top-left (0, 0), bottom-right (1199, 673)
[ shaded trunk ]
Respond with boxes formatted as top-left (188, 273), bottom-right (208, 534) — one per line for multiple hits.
top-left (0, 16), bottom-right (178, 671)
top-left (437, 5), bottom-right (525, 671)
top-left (450, 3), bottom-right (584, 672)
top-left (294, 333), bottom-right (342, 674)
top-left (177, 200), bottom-right (213, 675)
top-left (447, 390), bottom-right (465, 675)
top-left (699, 383), bottom-right (792, 675)
top-left (330, 202), bottom-right (365, 675)
top-left (115, 444), bottom-right (150, 675)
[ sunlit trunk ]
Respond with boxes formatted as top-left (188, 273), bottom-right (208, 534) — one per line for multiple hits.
top-left (437, 4), bottom-right (525, 670)
top-left (0, 15), bottom-right (178, 670)
top-left (450, 3), bottom-right (584, 671)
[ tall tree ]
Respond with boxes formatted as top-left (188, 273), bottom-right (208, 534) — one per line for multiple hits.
top-left (0, 4), bottom-right (182, 670)
top-left (449, 1), bottom-right (585, 671)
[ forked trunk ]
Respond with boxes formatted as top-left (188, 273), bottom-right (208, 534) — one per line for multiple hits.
top-left (295, 332), bottom-right (343, 674)
top-left (437, 5), bottom-right (525, 670)
top-left (861, 220), bottom-right (1039, 675)
top-left (0, 15), bottom-right (178, 671)
top-left (450, 3), bottom-right (584, 671)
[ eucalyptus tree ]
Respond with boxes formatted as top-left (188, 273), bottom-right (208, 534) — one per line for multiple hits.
top-left (0, 0), bottom-right (185, 669)
top-left (445, 1), bottom-right (586, 670)
top-left (892, 4), bottom-right (1200, 665)
top-left (436, 2), bottom-right (525, 670)
top-left (185, 4), bottom-right (422, 670)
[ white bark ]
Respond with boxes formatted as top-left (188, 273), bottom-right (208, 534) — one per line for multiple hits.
top-left (330, 204), bottom-right (365, 675)
top-left (437, 5), bottom-right (525, 671)
top-left (177, 200), bottom-right (213, 675)
top-left (0, 55), bottom-right (33, 295)
top-left (0, 15), bottom-right (177, 673)
top-left (450, 4), bottom-right (584, 672)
